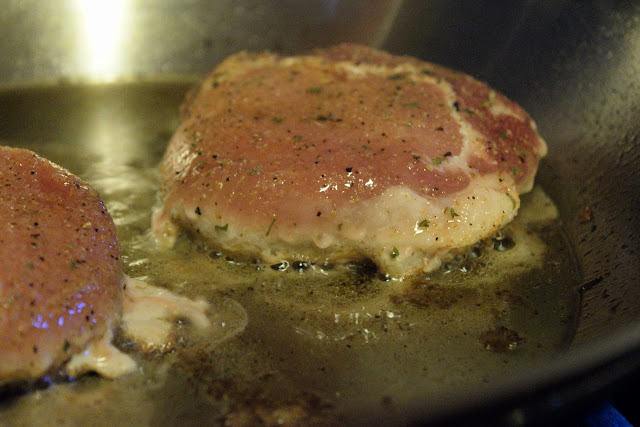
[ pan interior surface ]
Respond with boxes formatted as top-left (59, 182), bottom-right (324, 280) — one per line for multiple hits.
top-left (0, 82), bottom-right (580, 425)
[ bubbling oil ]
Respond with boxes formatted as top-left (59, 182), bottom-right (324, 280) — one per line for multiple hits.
top-left (0, 82), bottom-right (581, 425)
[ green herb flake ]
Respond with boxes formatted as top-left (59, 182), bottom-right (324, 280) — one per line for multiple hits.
top-left (515, 146), bottom-right (527, 157)
top-left (481, 90), bottom-right (496, 107)
top-left (265, 218), bottom-right (276, 237)
top-left (421, 68), bottom-right (435, 76)
top-left (26, 262), bottom-right (34, 270)
top-left (419, 219), bottom-right (430, 228)
top-left (247, 165), bottom-right (261, 175)
top-left (432, 157), bottom-right (444, 165)
top-left (20, 206), bottom-right (39, 215)
top-left (403, 102), bottom-right (419, 108)
top-left (390, 247), bottom-right (400, 259)
top-left (316, 113), bottom-right (335, 122)
top-left (506, 193), bottom-right (517, 209)
top-left (498, 129), bottom-right (508, 139)
top-left (272, 117), bottom-right (284, 124)
top-left (215, 224), bottom-right (229, 232)
top-left (388, 73), bottom-right (404, 80)
top-left (70, 261), bottom-right (78, 270)
top-left (5, 294), bottom-right (16, 307)
top-left (337, 223), bottom-right (343, 231)
top-left (449, 208), bottom-right (459, 218)
top-left (294, 135), bottom-right (303, 141)
top-left (63, 340), bottom-right (70, 352)
top-left (306, 87), bottom-right (323, 94)
top-left (510, 167), bottom-right (520, 176)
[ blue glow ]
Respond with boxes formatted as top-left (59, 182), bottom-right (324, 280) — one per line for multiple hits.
top-left (32, 314), bottom-right (49, 329)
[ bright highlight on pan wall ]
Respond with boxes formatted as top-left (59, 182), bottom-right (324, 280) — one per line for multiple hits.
top-left (76, 0), bottom-right (129, 79)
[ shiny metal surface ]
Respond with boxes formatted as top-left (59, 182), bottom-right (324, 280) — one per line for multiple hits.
top-left (0, 0), bottom-right (402, 85)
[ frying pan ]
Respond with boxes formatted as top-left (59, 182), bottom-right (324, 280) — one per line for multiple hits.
top-left (0, 1), bottom-right (639, 425)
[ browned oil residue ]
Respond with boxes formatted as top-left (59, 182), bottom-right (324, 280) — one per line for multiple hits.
top-left (480, 326), bottom-right (525, 352)
top-left (390, 282), bottom-right (476, 310)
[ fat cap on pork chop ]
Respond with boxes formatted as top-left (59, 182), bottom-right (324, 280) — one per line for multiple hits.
top-left (153, 44), bottom-right (547, 276)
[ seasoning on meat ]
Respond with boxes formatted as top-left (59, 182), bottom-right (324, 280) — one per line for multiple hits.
top-left (0, 146), bottom-right (128, 384)
top-left (0, 147), bottom-right (216, 386)
top-left (153, 44), bottom-right (547, 276)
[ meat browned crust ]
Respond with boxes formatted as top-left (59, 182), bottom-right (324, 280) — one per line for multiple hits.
top-left (153, 44), bottom-right (547, 276)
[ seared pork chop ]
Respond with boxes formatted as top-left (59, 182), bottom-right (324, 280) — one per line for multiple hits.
top-left (0, 147), bottom-right (124, 385)
top-left (0, 147), bottom-right (216, 386)
top-left (153, 44), bottom-right (547, 276)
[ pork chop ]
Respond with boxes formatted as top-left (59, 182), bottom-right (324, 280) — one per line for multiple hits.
top-left (153, 44), bottom-right (547, 276)
top-left (0, 147), bottom-right (124, 385)
top-left (0, 147), bottom-right (218, 386)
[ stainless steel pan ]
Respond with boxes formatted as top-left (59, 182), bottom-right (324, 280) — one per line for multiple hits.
top-left (1, 1), bottom-right (639, 425)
